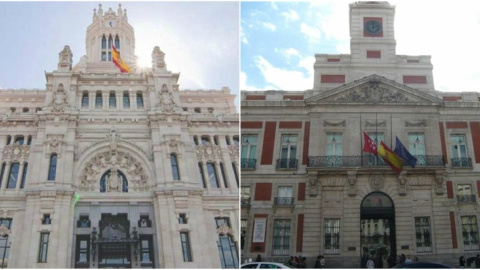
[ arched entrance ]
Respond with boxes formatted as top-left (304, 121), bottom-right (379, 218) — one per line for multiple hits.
top-left (360, 192), bottom-right (396, 268)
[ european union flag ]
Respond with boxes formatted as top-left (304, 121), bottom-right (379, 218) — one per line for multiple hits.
top-left (394, 136), bottom-right (417, 168)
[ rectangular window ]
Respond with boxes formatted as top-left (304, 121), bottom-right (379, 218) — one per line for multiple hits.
top-left (232, 135), bottom-right (239, 146)
top-left (38, 232), bottom-right (49, 263)
top-left (14, 136), bottom-right (24, 145)
top-left (326, 133), bottom-right (343, 166)
top-left (219, 162), bottom-right (228, 188)
top-left (461, 216), bottom-right (479, 250)
top-left (95, 93), bottom-right (102, 108)
top-left (366, 132), bottom-right (385, 166)
top-left (123, 93), bottom-right (130, 108)
top-left (6, 163), bottom-right (20, 189)
top-left (272, 219), bottom-right (291, 256)
top-left (180, 232), bottom-right (193, 262)
top-left (170, 153), bottom-right (180, 181)
top-left (48, 154), bottom-right (57, 181)
top-left (458, 184), bottom-right (475, 203)
top-left (409, 133), bottom-right (425, 165)
top-left (178, 213), bottom-right (188, 224)
top-left (42, 214), bottom-right (51, 225)
top-left (198, 163), bottom-right (206, 188)
top-left (109, 93), bottom-right (116, 108)
top-left (241, 135), bottom-right (257, 169)
top-left (0, 218), bottom-right (12, 268)
top-left (137, 93), bottom-right (144, 108)
top-left (279, 134), bottom-right (298, 169)
top-left (140, 235), bottom-right (154, 267)
top-left (451, 134), bottom-right (470, 167)
top-left (324, 218), bottom-right (340, 254)
top-left (201, 136), bottom-right (210, 146)
top-left (81, 94), bottom-right (89, 108)
top-left (77, 215), bottom-right (91, 228)
top-left (75, 235), bottom-right (90, 268)
top-left (415, 217), bottom-right (432, 253)
top-left (206, 163), bottom-right (219, 188)
top-left (20, 163), bottom-right (28, 189)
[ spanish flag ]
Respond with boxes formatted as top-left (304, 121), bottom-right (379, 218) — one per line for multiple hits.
top-left (378, 141), bottom-right (404, 174)
top-left (112, 45), bottom-right (131, 73)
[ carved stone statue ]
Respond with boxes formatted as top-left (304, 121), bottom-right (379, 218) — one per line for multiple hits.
top-left (152, 46), bottom-right (166, 71)
top-left (58, 45), bottom-right (73, 70)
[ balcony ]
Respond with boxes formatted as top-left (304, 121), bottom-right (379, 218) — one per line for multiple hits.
top-left (451, 157), bottom-right (472, 168)
top-left (274, 197), bottom-right (294, 206)
top-left (457, 195), bottom-right (476, 204)
top-left (276, 158), bottom-right (298, 170)
top-left (241, 158), bottom-right (257, 170)
top-left (308, 155), bottom-right (445, 168)
top-left (241, 197), bottom-right (251, 207)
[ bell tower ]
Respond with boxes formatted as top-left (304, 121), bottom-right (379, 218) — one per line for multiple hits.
top-left (85, 4), bottom-right (135, 64)
top-left (349, 1), bottom-right (396, 64)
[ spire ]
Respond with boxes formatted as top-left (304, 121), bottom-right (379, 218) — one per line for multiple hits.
top-left (98, 4), bottom-right (103, 16)
top-left (117, 4), bottom-right (123, 16)
top-left (93, 8), bottom-right (98, 21)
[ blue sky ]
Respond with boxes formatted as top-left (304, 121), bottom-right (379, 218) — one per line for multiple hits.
top-left (241, 0), bottom-right (480, 92)
top-left (0, 2), bottom-right (239, 108)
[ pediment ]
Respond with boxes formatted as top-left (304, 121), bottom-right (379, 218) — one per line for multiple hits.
top-left (305, 75), bottom-right (442, 105)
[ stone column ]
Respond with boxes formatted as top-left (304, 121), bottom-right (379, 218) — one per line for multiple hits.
top-left (102, 92), bottom-right (109, 109)
top-left (0, 162), bottom-right (11, 190)
top-left (89, 92), bottom-right (96, 110)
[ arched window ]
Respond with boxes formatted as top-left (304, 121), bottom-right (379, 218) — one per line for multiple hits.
top-left (95, 92), bottom-right (102, 108)
top-left (6, 163), bottom-right (19, 189)
top-left (101, 35), bottom-right (107, 61)
top-left (20, 163), bottom-right (28, 189)
top-left (115, 35), bottom-right (120, 49)
top-left (100, 169), bottom-right (128, 193)
top-left (123, 92), bottom-right (130, 108)
top-left (136, 92), bottom-right (144, 108)
top-left (48, 154), bottom-right (57, 181)
top-left (109, 91), bottom-right (116, 108)
top-left (170, 153), bottom-right (180, 181)
top-left (82, 92), bottom-right (89, 108)
top-left (108, 35), bottom-right (113, 61)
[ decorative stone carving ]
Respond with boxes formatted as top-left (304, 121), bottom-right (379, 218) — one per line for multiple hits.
top-left (79, 151), bottom-right (148, 192)
top-left (347, 171), bottom-right (357, 196)
top-left (398, 172), bottom-right (407, 196)
top-left (2, 145), bottom-right (30, 162)
top-left (320, 176), bottom-right (345, 187)
top-left (58, 45), bottom-right (73, 70)
top-left (308, 174), bottom-right (317, 197)
top-left (216, 224), bottom-right (234, 236)
top-left (195, 146), bottom-right (223, 161)
top-left (152, 46), bottom-right (166, 71)
top-left (405, 120), bottom-right (427, 127)
top-left (365, 120), bottom-right (386, 127)
top-left (46, 136), bottom-right (64, 156)
top-left (50, 84), bottom-right (70, 112)
top-left (0, 224), bottom-right (12, 237)
top-left (157, 91), bottom-right (181, 113)
top-left (228, 145), bottom-right (239, 161)
top-left (369, 174), bottom-right (385, 191)
top-left (435, 170), bottom-right (445, 195)
top-left (333, 80), bottom-right (414, 103)
top-left (107, 127), bottom-right (120, 153)
top-left (106, 166), bottom-right (122, 192)
top-left (323, 120), bottom-right (346, 127)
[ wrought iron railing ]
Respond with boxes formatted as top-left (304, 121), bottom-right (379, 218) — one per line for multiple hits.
top-left (241, 158), bottom-right (257, 170)
top-left (451, 157), bottom-right (472, 168)
top-left (276, 158), bottom-right (298, 170)
top-left (274, 197), bottom-right (294, 206)
top-left (241, 197), bottom-right (251, 207)
top-left (308, 155), bottom-right (445, 168)
top-left (457, 195), bottom-right (477, 204)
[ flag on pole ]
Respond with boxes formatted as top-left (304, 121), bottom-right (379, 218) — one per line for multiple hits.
top-left (394, 136), bottom-right (418, 168)
top-left (378, 141), bottom-right (404, 174)
top-left (362, 132), bottom-right (378, 155)
top-left (112, 45), bottom-right (131, 73)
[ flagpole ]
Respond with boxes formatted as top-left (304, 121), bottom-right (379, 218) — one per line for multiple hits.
top-left (391, 114), bottom-right (393, 146)
top-left (360, 114), bottom-right (363, 166)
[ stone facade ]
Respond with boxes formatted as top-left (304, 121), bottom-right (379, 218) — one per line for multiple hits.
top-left (0, 4), bottom-right (239, 269)
top-left (241, 2), bottom-right (480, 268)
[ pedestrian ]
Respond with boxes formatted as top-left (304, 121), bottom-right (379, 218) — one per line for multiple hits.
top-left (255, 254), bottom-right (262, 262)
top-left (297, 257), bottom-right (307, 268)
top-left (460, 255), bottom-right (466, 268)
top-left (405, 255), bottom-right (412, 263)
top-left (367, 256), bottom-right (375, 268)
top-left (320, 255), bottom-right (326, 268)
top-left (287, 256), bottom-right (294, 267)
top-left (475, 254), bottom-right (480, 268)
top-left (413, 256), bottom-right (418, 262)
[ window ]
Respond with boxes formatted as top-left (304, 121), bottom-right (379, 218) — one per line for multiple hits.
top-left (194, 107), bottom-right (201, 113)
top-left (206, 163), bottom-right (219, 188)
top-left (458, 184), bottom-right (475, 203)
top-left (409, 133), bottom-right (425, 165)
top-left (201, 136), bottom-right (210, 146)
top-left (279, 135), bottom-right (298, 169)
top-left (0, 218), bottom-right (12, 269)
top-left (193, 135), bottom-right (199, 146)
top-left (108, 35), bottom-right (113, 61)
top-left (42, 214), bottom-right (51, 225)
top-left (178, 213), bottom-right (187, 224)
top-left (241, 135), bottom-right (258, 170)
top-left (216, 218), bottom-right (238, 268)
top-left (324, 218), bottom-right (340, 254)
top-left (180, 232), bottom-right (193, 262)
top-left (232, 163), bottom-right (239, 187)
top-left (22, 107), bottom-right (29, 113)
top-left (225, 136), bottom-right (231, 145)
top-left (198, 163), bottom-right (206, 188)
top-left (100, 169), bottom-right (128, 192)
top-left (275, 186), bottom-right (293, 206)
top-left (6, 163), bottom-right (19, 189)
top-left (20, 163), bottom-right (28, 189)
top-left (95, 92), bottom-right (102, 108)
top-left (123, 92), bottom-right (130, 108)
top-left (219, 162), bottom-right (228, 188)
top-left (81, 92), bottom-right (89, 108)
top-left (213, 135), bottom-right (219, 146)
top-left (101, 35), bottom-right (107, 61)
top-left (232, 135), bottom-right (239, 146)
top-left (415, 217), bottom-right (432, 253)
top-left (137, 93), bottom-right (144, 108)
top-left (47, 154), bottom-right (57, 181)
top-left (366, 132), bottom-right (384, 166)
top-left (38, 232), bottom-right (49, 263)
top-left (75, 235), bottom-right (90, 268)
top-left (326, 133), bottom-right (342, 166)
top-left (5, 136), bottom-right (11, 145)
top-left (114, 35), bottom-right (120, 49)
top-left (272, 219), bottom-right (291, 256)
top-left (0, 163), bottom-right (5, 187)
top-left (77, 215), bottom-right (91, 228)
top-left (109, 91), bottom-right (116, 108)
top-left (451, 135), bottom-right (470, 167)
top-left (14, 136), bottom-right (24, 145)
top-left (170, 153), bottom-right (180, 181)
top-left (138, 215), bottom-right (152, 228)
top-left (140, 235), bottom-right (154, 267)
top-left (27, 136), bottom-right (32, 146)
top-left (461, 216), bottom-right (479, 250)
top-left (241, 219), bottom-right (247, 250)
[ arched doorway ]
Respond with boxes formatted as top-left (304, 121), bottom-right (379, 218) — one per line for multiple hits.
top-left (360, 192), bottom-right (396, 268)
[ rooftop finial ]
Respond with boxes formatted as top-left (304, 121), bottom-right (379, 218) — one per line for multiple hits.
top-left (98, 4), bottom-right (103, 16)
top-left (93, 8), bottom-right (98, 21)
top-left (118, 4), bottom-right (123, 16)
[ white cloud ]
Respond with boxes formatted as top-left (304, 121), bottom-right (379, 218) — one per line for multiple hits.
top-left (241, 27), bottom-right (248, 45)
top-left (281, 10), bottom-right (299, 22)
top-left (262, 22), bottom-right (277, 31)
top-left (254, 56), bottom-right (312, 90)
top-left (274, 48), bottom-right (300, 60)
top-left (300, 23), bottom-right (321, 44)
top-left (270, 2), bottom-right (278, 10)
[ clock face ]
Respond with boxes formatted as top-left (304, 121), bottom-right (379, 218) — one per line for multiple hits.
top-left (106, 21), bottom-right (116, 27)
top-left (364, 20), bottom-right (382, 35)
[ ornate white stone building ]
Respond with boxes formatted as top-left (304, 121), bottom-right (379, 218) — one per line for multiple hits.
top-left (0, 4), bottom-right (239, 269)
top-left (241, 1), bottom-right (480, 268)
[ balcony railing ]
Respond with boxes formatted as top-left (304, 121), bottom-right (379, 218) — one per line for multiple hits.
top-left (451, 157), bottom-right (472, 168)
top-left (308, 155), bottom-right (445, 168)
top-left (241, 197), bottom-right (251, 207)
top-left (241, 158), bottom-right (257, 170)
top-left (274, 197), bottom-right (294, 206)
top-left (276, 158), bottom-right (298, 170)
top-left (457, 195), bottom-right (476, 204)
